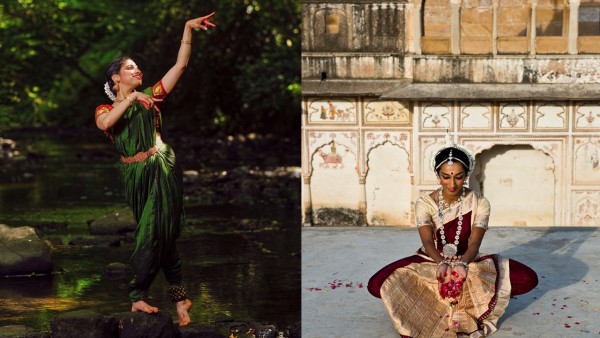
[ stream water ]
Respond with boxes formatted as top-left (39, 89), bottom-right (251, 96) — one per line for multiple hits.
top-left (0, 129), bottom-right (300, 332)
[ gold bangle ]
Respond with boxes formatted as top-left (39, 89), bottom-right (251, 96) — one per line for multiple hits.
top-left (126, 96), bottom-right (134, 103)
top-left (181, 40), bottom-right (192, 45)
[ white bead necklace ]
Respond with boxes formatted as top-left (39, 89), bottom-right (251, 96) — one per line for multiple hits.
top-left (437, 187), bottom-right (465, 258)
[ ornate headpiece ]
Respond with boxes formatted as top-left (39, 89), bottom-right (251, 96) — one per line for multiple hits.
top-left (430, 131), bottom-right (476, 175)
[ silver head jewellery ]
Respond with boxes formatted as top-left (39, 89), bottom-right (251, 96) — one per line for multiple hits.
top-left (430, 130), bottom-right (476, 175)
top-left (438, 186), bottom-right (466, 258)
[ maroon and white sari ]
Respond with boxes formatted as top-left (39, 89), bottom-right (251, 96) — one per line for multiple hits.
top-left (368, 191), bottom-right (524, 337)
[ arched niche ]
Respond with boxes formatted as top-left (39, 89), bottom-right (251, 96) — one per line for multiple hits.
top-left (364, 141), bottom-right (412, 226)
top-left (309, 141), bottom-right (360, 225)
top-left (470, 145), bottom-right (555, 226)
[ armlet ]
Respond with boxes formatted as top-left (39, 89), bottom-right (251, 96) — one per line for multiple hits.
top-left (151, 81), bottom-right (168, 100)
top-left (473, 222), bottom-right (489, 230)
top-left (95, 104), bottom-right (112, 121)
top-left (417, 221), bottom-right (433, 228)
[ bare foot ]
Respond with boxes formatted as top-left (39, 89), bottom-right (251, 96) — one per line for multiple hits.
top-left (176, 299), bottom-right (192, 326)
top-left (131, 300), bottom-right (159, 313)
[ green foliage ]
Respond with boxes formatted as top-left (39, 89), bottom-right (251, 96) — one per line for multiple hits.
top-left (0, 0), bottom-right (300, 136)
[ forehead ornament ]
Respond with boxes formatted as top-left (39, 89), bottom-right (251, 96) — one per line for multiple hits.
top-left (430, 130), bottom-right (476, 175)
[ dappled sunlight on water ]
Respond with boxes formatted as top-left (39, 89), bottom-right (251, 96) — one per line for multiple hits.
top-left (0, 297), bottom-right (100, 313)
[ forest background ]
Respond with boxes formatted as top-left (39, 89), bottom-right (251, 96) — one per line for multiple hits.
top-left (0, 0), bottom-right (300, 137)
top-left (0, 0), bottom-right (301, 331)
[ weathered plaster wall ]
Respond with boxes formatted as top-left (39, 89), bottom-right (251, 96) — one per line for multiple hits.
top-left (302, 1), bottom-right (408, 81)
top-left (301, 0), bottom-right (600, 227)
top-left (413, 56), bottom-right (600, 83)
top-left (474, 145), bottom-right (555, 226)
top-left (302, 98), bottom-right (600, 226)
top-left (302, 2), bottom-right (406, 53)
top-left (302, 55), bottom-right (406, 79)
top-left (365, 142), bottom-right (412, 225)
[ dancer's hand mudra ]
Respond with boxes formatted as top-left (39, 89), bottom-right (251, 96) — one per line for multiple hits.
top-left (187, 12), bottom-right (216, 31)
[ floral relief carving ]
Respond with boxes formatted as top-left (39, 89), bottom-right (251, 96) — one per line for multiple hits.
top-left (575, 104), bottom-right (600, 129)
top-left (499, 103), bottom-right (527, 130)
top-left (573, 138), bottom-right (600, 184)
top-left (573, 192), bottom-right (600, 226)
top-left (364, 100), bottom-right (410, 124)
top-left (421, 103), bottom-right (451, 129)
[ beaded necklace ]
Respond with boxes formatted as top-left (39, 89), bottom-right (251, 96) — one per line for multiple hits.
top-left (437, 187), bottom-right (466, 259)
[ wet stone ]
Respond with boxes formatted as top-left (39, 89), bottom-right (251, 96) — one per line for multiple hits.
top-left (0, 224), bottom-right (53, 276)
top-left (0, 325), bottom-right (49, 338)
top-left (51, 310), bottom-right (116, 338)
top-left (103, 262), bottom-right (131, 279)
top-left (0, 138), bottom-right (16, 159)
top-left (88, 207), bottom-right (137, 235)
top-left (254, 324), bottom-right (278, 338)
top-left (178, 323), bottom-right (226, 338)
top-left (115, 311), bottom-right (179, 338)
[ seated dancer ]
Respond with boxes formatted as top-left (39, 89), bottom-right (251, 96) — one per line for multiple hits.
top-left (94, 12), bottom-right (216, 326)
top-left (367, 135), bottom-right (538, 337)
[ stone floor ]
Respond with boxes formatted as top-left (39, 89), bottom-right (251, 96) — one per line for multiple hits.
top-left (302, 227), bottom-right (600, 338)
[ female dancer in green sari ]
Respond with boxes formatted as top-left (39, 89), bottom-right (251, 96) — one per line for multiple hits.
top-left (94, 12), bottom-right (216, 326)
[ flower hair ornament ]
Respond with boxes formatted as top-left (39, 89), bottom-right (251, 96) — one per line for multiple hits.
top-left (430, 131), bottom-right (476, 175)
top-left (104, 82), bottom-right (117, 102)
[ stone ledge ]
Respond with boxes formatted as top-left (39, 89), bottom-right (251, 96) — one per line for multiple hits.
top-left (302, 79), bottom-right (405, 96)
top-left (382, 82), bottom-right (600, 100)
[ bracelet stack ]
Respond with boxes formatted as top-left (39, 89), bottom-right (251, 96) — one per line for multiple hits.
top-left (454, 261), bottom-right (469, 270)
top-left (438, 260), bottom-right (469, 270)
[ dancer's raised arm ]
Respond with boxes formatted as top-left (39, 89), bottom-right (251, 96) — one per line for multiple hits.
top-left (161, 12), bottom-right (216, 94)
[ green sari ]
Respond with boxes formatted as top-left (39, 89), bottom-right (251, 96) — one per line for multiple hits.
top-left (96, 81), bottom-right (185, 302)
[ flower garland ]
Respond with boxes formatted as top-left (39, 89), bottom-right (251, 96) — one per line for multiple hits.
top-left (104, 82), bottom-right (116, 102)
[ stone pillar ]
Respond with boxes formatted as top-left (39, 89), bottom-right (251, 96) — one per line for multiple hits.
top-left (569, 0), bottom-right (580, 54)
top-left (302, 175), bottom-right (313, 226)
top-left (451, 0), bottom-right (462, 54)
top-left (358, 175), bottom-right (368, 226)
top-left (530, 0), bottom-right (537, 56)
top-left (492, 0), bottom-right (499, 55)
top-left (413, 0), bottom-right (422, 54)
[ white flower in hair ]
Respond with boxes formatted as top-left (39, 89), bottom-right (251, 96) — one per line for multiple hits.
top-left (104, 82), bottom-right (116, 102)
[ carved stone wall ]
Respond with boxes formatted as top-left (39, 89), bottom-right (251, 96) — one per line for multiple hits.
top-left (302, 0), bottom-right (600, 226)
top-left (302, 99), bottom-right (600, 226)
